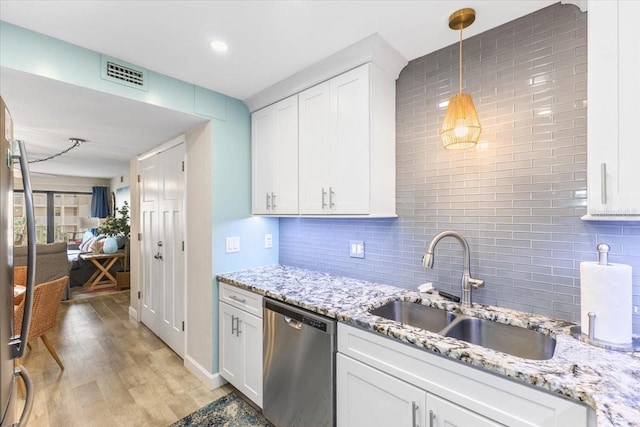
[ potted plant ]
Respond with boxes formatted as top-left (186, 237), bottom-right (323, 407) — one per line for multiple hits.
top-left (97, 201), bottom-right (131, 289)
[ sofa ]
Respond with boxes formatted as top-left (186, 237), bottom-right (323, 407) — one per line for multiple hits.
top-left (67, 240), bottom-right (123, 288)
top-left (14, 242), bottom-right (71, 300)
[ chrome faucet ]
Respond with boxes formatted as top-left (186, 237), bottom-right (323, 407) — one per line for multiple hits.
top-left (423, 230), bottom-right (484, 308)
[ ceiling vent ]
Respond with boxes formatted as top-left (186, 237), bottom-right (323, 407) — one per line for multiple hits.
top-left (101, 56), bottom-right (148, 91)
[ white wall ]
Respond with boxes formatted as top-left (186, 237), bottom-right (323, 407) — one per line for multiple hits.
top-left (185, 121), bottom-right (214, 378)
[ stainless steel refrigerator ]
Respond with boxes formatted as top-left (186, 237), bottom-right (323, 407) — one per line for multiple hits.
top-left (1, 95), bottom-right (35, 427)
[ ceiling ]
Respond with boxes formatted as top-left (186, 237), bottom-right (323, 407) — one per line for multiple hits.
top-left (0, 0), bottom-right (556, 179)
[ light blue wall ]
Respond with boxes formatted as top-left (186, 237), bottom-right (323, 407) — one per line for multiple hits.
top-left (1, 20), bottom-right (279, 374)
top-left (211, 97), bottom-right (279, 372)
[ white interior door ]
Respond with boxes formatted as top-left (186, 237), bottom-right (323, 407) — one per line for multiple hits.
top-left (158, 143), bottom-right (185, 355)
top-left (139, 155), bottom-right (160, 333)
top-left (139, 141), bottom-right (185, 357)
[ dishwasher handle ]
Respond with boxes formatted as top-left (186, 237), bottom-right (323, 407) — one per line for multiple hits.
top-left (264, 298), bottom-right (336, 335)
top-left (284, 316), bottom-right (302, 330)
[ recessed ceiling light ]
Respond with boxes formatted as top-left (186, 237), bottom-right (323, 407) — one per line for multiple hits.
top-left (209, 40), bottom-right (228, 53)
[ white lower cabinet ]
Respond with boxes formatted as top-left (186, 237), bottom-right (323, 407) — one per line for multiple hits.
top-left (219, 284), bottom-right (263, 408)
top-left (337, 354), bottom-right (427, 427)
top-left (428, 394), bottom-right (501, 427)
top-left (337, 354), bottom-right (498, 427)
top-left (337, 324), bottom-right (591, 427)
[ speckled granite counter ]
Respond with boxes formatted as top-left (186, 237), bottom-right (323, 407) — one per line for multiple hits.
top-left (217, 265), bottom-right (640, 427)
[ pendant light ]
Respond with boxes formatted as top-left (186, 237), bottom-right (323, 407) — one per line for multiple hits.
top-left (440, 8), bottom-right (481, 149)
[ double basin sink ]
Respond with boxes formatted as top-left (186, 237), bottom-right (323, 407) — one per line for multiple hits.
top-left (369, 300), bottom-right (556, 360)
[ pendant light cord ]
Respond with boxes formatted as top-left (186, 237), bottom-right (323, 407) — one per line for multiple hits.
top-left (459, 26), bottom-right (463, 94)
top-left (25, 138), bottom-right (85, 164)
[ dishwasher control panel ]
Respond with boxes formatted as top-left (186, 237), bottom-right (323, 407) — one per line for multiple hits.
top-left (264, 299), bottom-right (331, 332)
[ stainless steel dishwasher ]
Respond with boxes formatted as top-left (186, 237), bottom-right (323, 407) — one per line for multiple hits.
top-left (263, 298), bottom-right (336, 427)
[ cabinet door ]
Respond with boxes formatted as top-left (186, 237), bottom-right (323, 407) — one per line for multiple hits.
top-left (299, 81), bottom-right (332, 214)
top-left (587, 0), bottom-right (640, 216)
top-left (219, 302), bottom-right (242, 384)
top-left (239, 310), bottom-right (263, 408)
top-left (337, 354), bottom-right (426, 427)
top-left (330, 64), bottom-right (371, 214)
top-left (251, 95), bottom-right (299, 215)
top-left (427, 394), bottom-right (501, 427)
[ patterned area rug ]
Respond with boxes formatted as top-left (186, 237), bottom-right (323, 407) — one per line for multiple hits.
top-left (170, 393), bottom-right (274, 427)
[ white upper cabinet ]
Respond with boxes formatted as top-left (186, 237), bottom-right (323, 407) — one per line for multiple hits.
top-left (298, 63), bottom-right (396, 216)
top-left (585, 0), bottom-right (640, 220)
top-left (299, 65), bottom-right (375, 215)
top-left (249, 34), bottom-right (406, 218)
top-left (252, 95), bottom-right (299, 215)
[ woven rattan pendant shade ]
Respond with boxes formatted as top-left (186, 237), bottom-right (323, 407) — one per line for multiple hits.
top-left (440, 93), bottom-right (481, 149)
top-left (440, 8), bottom-right (481, 150)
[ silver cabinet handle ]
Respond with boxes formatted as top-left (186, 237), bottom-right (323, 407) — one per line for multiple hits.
top-left (329, 187), bottom-right (335, 208)
top-left (230, 295), bottom-right (246, 304)
top-left (429, 409), bottom-right (435, 427)
top-left (321, 188), bottom-right (327, 209)
top-left (236, 319), bottom-right (242, 336)
top-left (271, 192), bottom-right (276, 209)
top-left (412, 401), bottom-right (419, 427)
top-left (266, 192), bottom-right (271, 210)
top-left (600, 163), bottom-right (607, 205)
top-left (231, 314), bottom-right (237, 335)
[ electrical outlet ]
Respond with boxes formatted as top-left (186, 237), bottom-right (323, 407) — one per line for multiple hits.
top-left (349, 240), bottom-right (365, 259)
top-left (225, 236), bottom-right (240, 253)
top-left (265, 234), bottom-right (273, 249)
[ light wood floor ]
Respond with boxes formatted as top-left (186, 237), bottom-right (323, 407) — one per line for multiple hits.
top-left (18, 290), bottom-right (232, 427)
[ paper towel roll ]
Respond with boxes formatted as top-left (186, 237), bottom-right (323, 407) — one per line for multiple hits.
top-left (580, 262), bottom-right (632, 345)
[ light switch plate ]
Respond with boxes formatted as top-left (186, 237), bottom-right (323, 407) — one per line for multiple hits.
top-left (349, 240), bottom-right (365, 258)
top-left (265, 234), bottom-right (273, 249)
top-left (225, 236), bottom-right (240, 253)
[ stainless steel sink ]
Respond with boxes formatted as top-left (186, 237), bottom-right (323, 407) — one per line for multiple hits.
top-left (369, 301), bottom-right (456, 333)
top-left (441, 317), bottom-right (556, 360)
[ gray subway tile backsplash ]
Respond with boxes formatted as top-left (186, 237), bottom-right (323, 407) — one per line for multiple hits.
top-left (279, 3), bottom-right (640, 333)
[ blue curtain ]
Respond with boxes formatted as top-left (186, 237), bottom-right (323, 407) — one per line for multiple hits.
top-left (91, 186), bottom-right (109, 218)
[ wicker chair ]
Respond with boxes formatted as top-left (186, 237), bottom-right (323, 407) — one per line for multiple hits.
top-left (14, 276), bottom-right (68, 370)
top-left (14, 266), bottom-right (27, 286)
top-left (13, 266), bottom-right (27, 305)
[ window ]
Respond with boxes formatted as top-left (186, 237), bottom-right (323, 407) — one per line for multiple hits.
top-left (13, 191), bottom-right (92, 245)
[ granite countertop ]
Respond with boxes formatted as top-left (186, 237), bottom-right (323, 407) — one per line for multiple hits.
top-left (217, 265), bottom-right (640, 427)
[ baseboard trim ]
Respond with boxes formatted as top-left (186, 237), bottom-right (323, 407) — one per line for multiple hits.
top-left (128, 305), bottom-right (138, 320)
top-left (184, 354), bottom-right (227, 390)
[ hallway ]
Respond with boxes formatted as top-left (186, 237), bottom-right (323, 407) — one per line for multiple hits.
top-left (19, 291), bottom-right (230, 426)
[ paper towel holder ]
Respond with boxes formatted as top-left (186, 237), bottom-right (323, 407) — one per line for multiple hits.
top-left (570, 325), bottom-right (639, 352)
top-left (570, 310), bottom-right (639, 351)
top-left (571, 242), bottom-right (639, 351)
